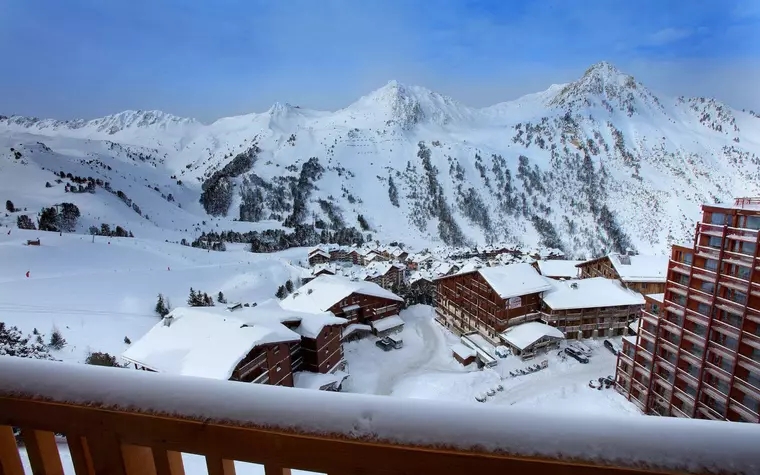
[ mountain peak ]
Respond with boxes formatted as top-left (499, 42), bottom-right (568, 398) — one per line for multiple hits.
top-left (348, 80), bottom-right (473, 129)
top-left (549, 61), bottom-right (662, 116)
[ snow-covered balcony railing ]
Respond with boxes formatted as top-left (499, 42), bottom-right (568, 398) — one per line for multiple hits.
top-left (2, 358), bottom-right (760, 475)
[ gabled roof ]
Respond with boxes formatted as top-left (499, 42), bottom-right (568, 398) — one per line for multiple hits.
top-left (608, 253), bottom-right (668, 283)
top-left (280, 275), bottom-right (403, 313)
top-left (534, 260), bottom-right (583, 278)
top-left (577, 253), bottom-right (668, 283)
top-left (476, 263), bottom-right (553, 300)
top-left (122, 301), bottom-right (345, 380)
top-left (541, 277), bottom-right (646, 311)
top-left (500, 322), bottom-right (565, 351)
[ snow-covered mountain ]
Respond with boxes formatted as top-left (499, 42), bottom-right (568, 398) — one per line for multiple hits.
top-left (2, 61), bottom-right (759, 257)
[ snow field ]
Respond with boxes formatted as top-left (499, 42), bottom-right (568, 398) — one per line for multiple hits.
top-left (0, 229), bottom-right (309, 363)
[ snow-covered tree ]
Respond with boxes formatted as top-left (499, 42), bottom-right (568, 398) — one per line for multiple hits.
top-left (275, 285), bottom-right (287, 299)
top-left (16, 215), bottom-right (35, 230)
top-left (6, 200), bottom-right (15, 212)
top-left (217, 291), bottom-right (227, 304)
top-left (38, 207), bottom-right (59, 231)
top-left (48, 327), bottom-right (66, 350)
top-left (155, 293), bottom-right (170, 317)
top-left (0, 322), bottom-right (54, 360)
top-left (285, 280), bottom-right (294, 293)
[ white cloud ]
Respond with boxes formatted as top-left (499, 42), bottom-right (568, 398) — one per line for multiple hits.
top-left (646, 28), bottom-right (692, 46)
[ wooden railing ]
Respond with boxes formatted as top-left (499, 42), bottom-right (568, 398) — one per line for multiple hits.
top-left (2, 357), bottom-right (760, 475)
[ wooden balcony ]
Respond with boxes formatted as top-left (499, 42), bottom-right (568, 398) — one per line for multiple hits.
top-left (2, 357), bottom-right (760, 475)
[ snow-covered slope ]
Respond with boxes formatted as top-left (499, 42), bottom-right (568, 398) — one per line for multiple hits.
top-left (3, 61), bottom-right (759, 256)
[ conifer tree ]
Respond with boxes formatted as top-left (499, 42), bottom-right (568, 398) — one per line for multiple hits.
top-left (217, 291), bottom-right (227, 304)
top-left (48, 327), bottom-right (66, 350)
top-left (156, 293), bottom-right (170, 317)
top-left (187, 288), bottom-right (197, 306)
top-left (275, 285), bottom-right (287, 299)
top-left (285, 280), bottom-right (294, 293)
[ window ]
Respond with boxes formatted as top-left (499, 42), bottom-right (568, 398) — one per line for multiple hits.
top-left (722, 288), bottom-right (747, 305)
top-left (740, 241), bottom-right (756, 256)
top-left (701, 281), bottom-right (715, 294)
top-left (710, 330), bottom-right (738, 350)
top-left (684, 253), bottom-right (693, 265)
top-left (708, 236), bottom-right (723, 248)
top-left (696, 303), bottom-right (711, 317)
top-left (705, 259), bottom-right (719, 271)
top-left (746, 215), bottom-right (760, 230)
top-left (710, 212), bottom-right (727, 225)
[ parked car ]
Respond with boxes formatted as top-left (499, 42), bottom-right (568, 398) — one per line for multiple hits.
top-left (604, 339), bottom-right (621, 355)
top-left (375, 338), bottom-right (393, 352)
top-left (564, 347), bottom-right (589, 364)
top-left (569, 341), bottom-right (592, 357)
top-left (387, 335), bottom-right (403, 349)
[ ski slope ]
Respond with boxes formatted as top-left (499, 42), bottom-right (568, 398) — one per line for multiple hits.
top-left (0, 228), bottom-right (308, 363)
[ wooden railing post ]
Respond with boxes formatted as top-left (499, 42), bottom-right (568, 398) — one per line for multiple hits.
top-left (20, 429), bottom-right (64, 475)
top-left (86, 433), bottom-right (128, 475)
top-left (264, 465), bottom-right (291, 475)
top-left (205, 457), bottom-right (236, 475)
top-left (66, 435), bottom-right (95, 475)
top-left (0, 426), bottom-right (24, 475)
top-left (152, 448), bottom-right (185, 475)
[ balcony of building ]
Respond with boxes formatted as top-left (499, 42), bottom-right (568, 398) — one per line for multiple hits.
top-left (5, 358), bottom-right (760, 475)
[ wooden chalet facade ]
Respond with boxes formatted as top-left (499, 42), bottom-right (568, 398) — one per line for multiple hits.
top-left (297, 324), bottom-right (345, 374)
top-left (123, 301), bottom-right (347, 391)
top-left (576, 253), bottom-right (667, 295)
top-left (364, 263), bottom-right (406, 291)
top-left (539, 278), bottom-right (645, 339)
top-left (230, 340), bottom-right (300, 386)
top-left (307, 249), bottom-right (330, 266)
top-left (280, 275), bottom-right (405, 341)
top-left (434, 264), bottom-right (552, 343)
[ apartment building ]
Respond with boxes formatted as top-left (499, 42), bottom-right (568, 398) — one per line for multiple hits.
top-left (615, 197), bottom-right (760, 423)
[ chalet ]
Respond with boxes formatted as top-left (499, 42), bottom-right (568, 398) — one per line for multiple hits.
top-left (576, 252), bottom-right (668, 294)
top-left (407, 253), bottom-right (433, 271)
top-left (311, 263), bottom-right (338, 278)
top-left (499, 321), bottom-right (565, 359)
top-left (307, 248), bottom-right (331, 266)
top-left (407, 272), bottom-right (434, 306)
top-left (539, 277), bottom-right (645, 339)
top-left (121, 301), bottom-right (347, 390)
top-left (329, 247), bottom-right (351, 263)
top-left (280, 275), bottom-right (405, 340)
top-left (532, 260), bottom-right (583, 280)
top-left (435, 263), bottom-right (553, 343)
top-left (391, 248), bottom-right (409, 262)
top-left (361, 262), bottom-right (406, 290)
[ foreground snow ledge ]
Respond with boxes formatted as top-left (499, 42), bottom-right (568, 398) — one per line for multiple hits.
top-left (1, 357), bottom-right (759, 474)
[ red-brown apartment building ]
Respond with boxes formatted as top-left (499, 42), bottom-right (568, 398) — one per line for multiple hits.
top-left (615, 197), bottom-right (760, 423)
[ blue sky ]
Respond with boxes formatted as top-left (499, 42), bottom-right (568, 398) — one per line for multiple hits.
top-left (0, 0), bottom-right (758, 121)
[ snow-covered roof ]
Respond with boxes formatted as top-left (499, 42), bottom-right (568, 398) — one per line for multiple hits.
top-left (628, 319), bottom-right (640, 334)
top-left (249, 299), bottom-right (346, 339)
top-left (500, 322), bottom-right (565, 351)
top-left (343, 323), bottom-right (372, 338)
top-left (541, 277), bottom-right (645, 311)
top-left (608, 253), bottom-right (668, 283)
top-left (409, 270), bottom-right (433, 284)
top-left (122, 306), bottom-right (301, 380)
top-left (452, 343), bottom-right (476, 360)
top-left (647, 293), bottom-right (665, 303)
top-left (371, 315), bottom-right (404, 333)
top-left (535, 260), bottom-right (583, 278)
top-left (308, 249), bottom-right (330, 259)
top-left (280, 275), bottom-right (403, 313)
top-left (122, 300), bottom-right (345, 379)
top-left (293, 370), bottom-right (348, 390)
top-left (623, 335), bottom-right (638, 346)
top-left (476, 263), bottom-right (553, 300)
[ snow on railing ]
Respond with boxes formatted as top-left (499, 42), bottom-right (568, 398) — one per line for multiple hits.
top-left (1, 356), bottom-right (760, 474)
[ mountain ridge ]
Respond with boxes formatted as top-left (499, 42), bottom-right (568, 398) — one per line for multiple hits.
top-left (2, 61), bottom-right (759, 258)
